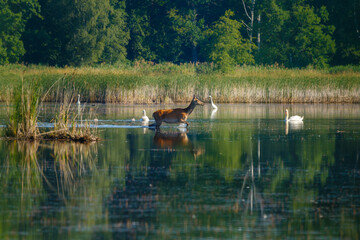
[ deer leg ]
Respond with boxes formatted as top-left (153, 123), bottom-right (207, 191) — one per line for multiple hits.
top-left (152, 113), bottom-right (162, 129)
top-left (179, 118), bottom-right (189, 127)
top-left (156, 120), bottom-right (162, 129)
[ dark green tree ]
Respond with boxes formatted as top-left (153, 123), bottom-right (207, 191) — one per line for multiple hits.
top-left (23, 0), bottom-right (69, 65)
top-left (168, 8), bottom-right (205, 62)
top-left (325, 0), bottom-right (360, 65)
top-left (23, 0), bottom-right (129, 66)
top-left (255, 0), bottom-right (290, 65)
top-left (64, 0), bottom-right (111, 66)
top-left (126, 0), bottom-right (174, 62)
top-left (99, 0), bottom-right (130, 64)
top-left (202, 10), bottom-right (255, 72)
top-left (289, 5), bottom-right (335, 68)
top-left (127, 9), bottom-right (157, 61)
top-left (126, 0), bottom-right (220, 63)
top-left (256, 1), bottom-right (335, 68)
top-left (0, 0), bottom-right (40, 64)
top-left (5, 0), bottom-right (358, 66)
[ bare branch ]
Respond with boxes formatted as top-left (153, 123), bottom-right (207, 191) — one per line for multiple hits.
top-left (242, 0), bottom-right (251, 20)
top-left (241, 20), bottom-right (252, 31)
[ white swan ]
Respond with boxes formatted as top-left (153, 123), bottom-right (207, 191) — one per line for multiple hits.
top-left (285, 109), bottom-right (303, 122)
top-left (77, 94), bottom-right (81, 105)
top-left (209, 95), bottom-right (218, 109)
top-left (141, 109), bottom-right (149, 122)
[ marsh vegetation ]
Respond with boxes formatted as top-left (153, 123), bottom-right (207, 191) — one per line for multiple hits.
top-left (4, 75), bottom-right (99, 141)
top-left (1, 64), bottom-right (360, 104)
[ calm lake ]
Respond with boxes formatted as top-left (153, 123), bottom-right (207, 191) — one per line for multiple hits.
top-left (0, 103), bottom-right (359, 239)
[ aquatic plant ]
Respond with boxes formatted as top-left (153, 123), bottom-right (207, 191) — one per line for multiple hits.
top-left (48, 94), bottom-right (99, 142)
top-left (5, 75), bottom-right (99, 141)
top-left (6, 77), bottom-right (41, 139)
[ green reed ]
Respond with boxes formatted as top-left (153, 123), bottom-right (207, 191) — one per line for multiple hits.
top-left (4, 74), bottom-right (99, 141)
top-left (0, 63), bottom-right (359, 103)
top-left (5, 77), bottom-right (41, 139)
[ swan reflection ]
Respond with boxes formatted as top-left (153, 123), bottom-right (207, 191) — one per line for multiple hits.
top-left (210, 108), bottom-right (218, 119)
top-left (285, 120), bottom-right (304, 135)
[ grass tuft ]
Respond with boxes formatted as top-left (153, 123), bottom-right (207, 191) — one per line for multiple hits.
top-left (6, 77), bottom-right (41, 139)
top-left (5, 75), bottom-right (99, 141)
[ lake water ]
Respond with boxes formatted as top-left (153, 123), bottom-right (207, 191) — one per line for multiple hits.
top-left (0, 103), bottom-right (360, 239)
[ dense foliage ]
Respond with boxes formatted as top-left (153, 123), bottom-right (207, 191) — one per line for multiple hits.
top-left (0, 0), bottom-right (359, 68)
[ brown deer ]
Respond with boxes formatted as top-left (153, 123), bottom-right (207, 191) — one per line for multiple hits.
top-left (150, 95), bottom-right (204, 129)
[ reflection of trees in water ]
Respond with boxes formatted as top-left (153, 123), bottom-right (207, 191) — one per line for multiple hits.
top-left (237, 138), bottom-right (265, 218)
top-left (105, 128), bottom-right (206, 238)
top-left (1, 123), bottom-right (358, 239)
top-left (0, 141), bottom-right (99, 240)
top-left (106, 172), bottom-right (158, 239)
top-left (254, 128), bottom-right (359, 238)
top-left (319, 131), bottom-right (360, 239)
top-left (45, 124), bottom-right (360, 238)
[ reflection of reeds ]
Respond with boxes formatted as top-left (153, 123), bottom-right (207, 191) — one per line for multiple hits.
top-left (51, 141), bottom-right (98, 198)
top-left (0, 140), bottom-right (100, 239)
top-left (3, 140), bottom-right (98, 200)
top-left (3, 141), bottom-right (45, 204)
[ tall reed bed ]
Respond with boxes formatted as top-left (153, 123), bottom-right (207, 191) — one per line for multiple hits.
top-left (5, 77), bottom-right (41, 139)
top-left (0, 63), bottom-right (359, 103)
top-left (5, 74), bottom-right (99, 141)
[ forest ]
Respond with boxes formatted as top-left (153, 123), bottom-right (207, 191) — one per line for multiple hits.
top-left (1, 0), bottom-right (359, 70)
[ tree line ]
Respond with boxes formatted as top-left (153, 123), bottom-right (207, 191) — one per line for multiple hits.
top-left (1, 0), bottom-right (359, 70)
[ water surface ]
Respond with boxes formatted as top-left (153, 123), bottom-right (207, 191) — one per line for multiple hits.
top-left (0, 103), bottom-right (359, 239)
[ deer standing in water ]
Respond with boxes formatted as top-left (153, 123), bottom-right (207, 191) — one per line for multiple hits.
top-left (150, 96), bottom-right (204, 129)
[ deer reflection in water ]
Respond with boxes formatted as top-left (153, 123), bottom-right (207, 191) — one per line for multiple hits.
top-left (153, 129), bottom-right (204, 160)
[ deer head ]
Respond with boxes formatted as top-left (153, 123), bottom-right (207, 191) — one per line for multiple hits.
top-left (192, 95), bottom-right (204, 106)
